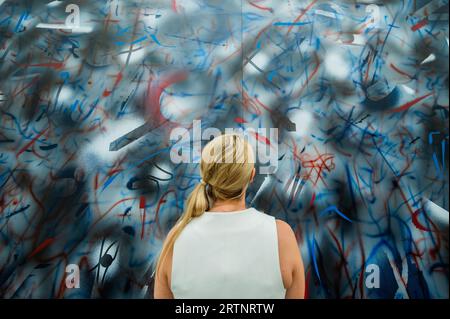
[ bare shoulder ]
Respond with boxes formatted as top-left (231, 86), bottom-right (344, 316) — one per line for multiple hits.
top-left (276, 219), bottom-right (296, 244)
top-left (275, 219), bottom-right (305, 297)
top-left (275, 219), bottom-right (298, 289)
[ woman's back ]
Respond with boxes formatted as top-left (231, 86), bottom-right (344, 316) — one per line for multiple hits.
top-left (154, 134), bottom-right (304, 299)
top-left (171, 208), bottom-right (286, 299)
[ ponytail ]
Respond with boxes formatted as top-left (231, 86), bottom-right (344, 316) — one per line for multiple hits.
top-left (155, 133), bottom-right (255, 279)
top-left (155, 181), bottom-right (209, 277)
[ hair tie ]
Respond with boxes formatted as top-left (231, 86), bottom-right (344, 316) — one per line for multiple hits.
top-left (200, 179), bottom-right (207, 186)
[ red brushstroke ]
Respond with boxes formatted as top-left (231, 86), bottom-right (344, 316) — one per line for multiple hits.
top-left (252, 23), bottom-right (272, 50)
top-left (251, 131), bottom-right (271, 146)
top-left (24, 62), bottom-right (64, 70)
top-left (412, 209), bottom-right (432, 232)
top-left (29, 180), bottom-right (45, 214)
top-left (411, 19), bottom-right (428, 31)
top-left (139, 196), bottom-right (146, 209)
top-left (12, 75), bottom-right (40, 98)
top-left (146, 71), bottom-right (188, 126)
top-left (302, 150), bottom-right (335, 186)
top-left (309, 192), bottom-right (316, 207)
top-left (140, 196), bottom-right (146, 239)
top-left (234, 117), bottom-right (247, 124)
top-left (115, 72), bottom-right (123, 86)
top-left (103, 72), bottom-right (123, 97)
top-left (94, 172), bottom-right (99, 190)
top-left (107, 168), bottom-right (123, 177)
top-left (304, 268), bottom-right (311, 299)
top-left (89, 197), bottom-right (135, 232)
top-left (248, 1), bottom-right (273, 13)
top-left (16, 127), bottom-right (49, 158)
top-left (171, 0), bottom-right (178, 13)
top-left (293, 53), bottom-right (320, 98)
top-left (357, 235), bottom-right (366, 298)
top-left (327, 226), bottom-right (354, 292)
top-left (254, 96), bottom-right (272, 113)
top-left (153, 190), bottom-right (176, 237)
top-left (28, 237), bottom-right (55, 259)
top-left (287, 0), bottom-right (318, 35)
top-left (390, 63), bottom-right (413, 79)
top-left (397, 185), bottom-right (442, 261)
top-left (386, 92), bottom-right (434, 113)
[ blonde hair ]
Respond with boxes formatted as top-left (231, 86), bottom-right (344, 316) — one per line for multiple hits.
top-left (155, 133), bottom-right (255, 276)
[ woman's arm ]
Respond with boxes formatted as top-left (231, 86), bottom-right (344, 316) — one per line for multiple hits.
top-left (276, 220), bottom-right (305, 299)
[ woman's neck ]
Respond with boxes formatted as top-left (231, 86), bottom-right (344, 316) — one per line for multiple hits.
top-left (209, 197), bottom-right (246, 212)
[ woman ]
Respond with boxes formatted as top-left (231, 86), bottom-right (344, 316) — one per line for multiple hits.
top-left (154, 133), bottom-right (305, 298)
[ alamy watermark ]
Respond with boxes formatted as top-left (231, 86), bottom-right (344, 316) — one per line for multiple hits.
top-left (35, 3), bottom-right (92, 32)
top-left (365, 264), bottom-right (380, 289)
top-left (169, 120), bottom-right (279, 174)
top-left (65, 264), bottom-right (80, 289)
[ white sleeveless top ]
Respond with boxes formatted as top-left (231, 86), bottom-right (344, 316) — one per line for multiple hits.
top-left (171, 207), bottom-right (286, 299)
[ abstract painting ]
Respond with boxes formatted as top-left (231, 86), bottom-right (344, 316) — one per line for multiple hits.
top-left (0, 0), bottom-right (448, 298)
